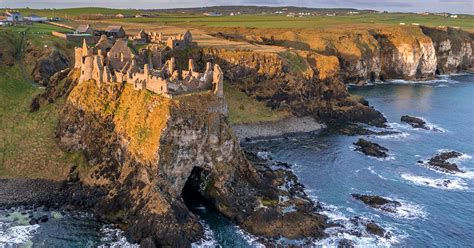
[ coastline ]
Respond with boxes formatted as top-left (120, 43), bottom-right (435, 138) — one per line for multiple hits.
top-left (231, 116), bottom-right (326, 140)
top-left (0, 179), bottom-right (64, 208)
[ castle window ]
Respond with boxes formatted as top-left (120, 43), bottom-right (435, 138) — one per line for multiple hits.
top-left (120, 53), bottom-right (124, 62)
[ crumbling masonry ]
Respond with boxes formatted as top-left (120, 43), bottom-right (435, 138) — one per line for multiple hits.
top-left (75, 38), bottom-right (224, 99)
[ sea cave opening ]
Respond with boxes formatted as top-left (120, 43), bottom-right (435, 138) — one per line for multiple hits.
top-left (181, 166), bottom-right (214, 212)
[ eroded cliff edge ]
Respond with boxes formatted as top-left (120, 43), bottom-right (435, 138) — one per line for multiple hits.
top-left (57, 76), bottom-right (328, 246)
top-left (169, 48), bottom-right (387, 127)
top-left (206, 26), bottom-right (473, 84)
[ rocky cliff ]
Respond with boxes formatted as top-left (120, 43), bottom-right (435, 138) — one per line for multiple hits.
top-left (169, 48), bottom-right (387, 127)
top-left (421, 26), bottom-right (474, 74)
top-left (205, 26), bottom-right (473, 84)
top-left (57, 77), bottom-right (328, 246)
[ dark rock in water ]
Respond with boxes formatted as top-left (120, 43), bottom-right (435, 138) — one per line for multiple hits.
top-left (352, 194), bottom-right (401, 213)
top-left (401, 115), bottom-right (428, 130)
top-left (338, 238), bottom-right (355, 248)
top-left (29, 218), bottom-right (38, 225)
top-left (323, 124), bottom-right (398, 136)
top-left (39, 215), bottom-right (48, 223)
top-left (427, 151), bottom-right (464, 173)
top-left (353, 139), bottom-right (389, 158)
top-left (366, 222), bottom-right (386, 237)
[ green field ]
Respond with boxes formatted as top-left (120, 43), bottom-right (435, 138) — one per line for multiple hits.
top-left (1, 22), bottom-right (71, 34)
top-left (6, 7), bottom-right (140, 19)
top-left (0, 30), bottom-right (85, 180)
top-left (3, 8), bottom-right (473, 30)
top-left (114, 13), bottom-right (474, 30)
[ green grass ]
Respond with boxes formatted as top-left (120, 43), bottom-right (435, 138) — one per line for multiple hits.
top-left (113, 13), bottom-right (474, 30)
top-left (224, 82), bottom-right (289, 125)
top-left (0, 30), bottom-right (85, 180)
top-left (279, 51), bottom-right (309, 74)
top-left (2, 22), bottom-right (72, 34)
top-left (6, 7), bottom-right (140, 19)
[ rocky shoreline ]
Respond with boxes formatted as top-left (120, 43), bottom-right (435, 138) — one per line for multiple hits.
top-left (0, 179), bottom-right (64, 209)
top-left (231, 116), bottom-right (325, 140)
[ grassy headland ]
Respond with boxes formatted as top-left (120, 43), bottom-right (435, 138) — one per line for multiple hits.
top-left (0, 29), bottom-right (85, 180)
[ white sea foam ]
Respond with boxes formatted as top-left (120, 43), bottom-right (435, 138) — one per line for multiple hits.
top-left (313, 202), bottom-right (407, 247)
top-left (367, 167), bottom-right (389, 180)
top-left (401, 173), bottom-right (468, 191)
top-left (435, 84), bottom-right (448, 88)
top-left (235, 228), bottom-right (265, 248)
top-left (99, 225), bottom-right (139, 248)
top-left (0, 224), bottom-right (39, 245)
top-left (372, 131), bottom-right (411, 141)
top-left (191, 221), bottom-right (219, 248)
top-left (256, 151), bottom-right (272, 160)
top-left (388, 117), bottom-right (447, 133)
top-left (313, 230), bottom-right (404, 247)
top-left (422, 150), bottom-right (474, 179)
top-left (375, 198), bottom-right (427, 220)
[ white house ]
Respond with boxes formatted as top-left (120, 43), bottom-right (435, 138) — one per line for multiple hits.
top-left (25, 14), bottom-right (48, 22)
top-left (5, 11), bottom-right (23, 22)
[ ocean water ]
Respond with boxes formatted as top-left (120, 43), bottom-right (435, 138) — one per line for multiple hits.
top-left (1, 73), bottom-right (473, 247)
top-left (239, 73), bottom-right (474, 247)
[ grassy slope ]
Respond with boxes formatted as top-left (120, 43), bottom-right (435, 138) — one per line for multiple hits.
top-left (224, 82), bottom-right (289, 125)
top-left (0, 29), bottom-right (85, 180)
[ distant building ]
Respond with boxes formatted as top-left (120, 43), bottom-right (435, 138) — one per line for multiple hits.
top-left (24, 14), bottom-right (48, 23)
top-left (5, 11), bottom-right (23, 22)
top-left (115, 14), bottom-right (125, 18)
top-left (0, 16), bottom-right (12, 26)
top-left (105, 26), bottom-right (126, 38)
top-left (450, 14), bottom-right (458, 18)
top-left (203, 12), bottom-right (223, 17)
top-left (49, 17), bottom-right (63, 22)
top-left (75, 25), bottom-right (94, 35)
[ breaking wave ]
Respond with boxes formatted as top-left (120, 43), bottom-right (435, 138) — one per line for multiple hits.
top-left (401, 174), bottom-right (468, 191)
top-left (387, 118), bottom-right (447, 133)
top-left (99, 225), bottom-right (139, 248)
top-left (305, 195), bottom-right (405, 247)
top-left (0, 224), bottom-right (38, 246)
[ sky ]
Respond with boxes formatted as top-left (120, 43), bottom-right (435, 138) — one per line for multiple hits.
top-left (1, 0), bottom-right (473, 14)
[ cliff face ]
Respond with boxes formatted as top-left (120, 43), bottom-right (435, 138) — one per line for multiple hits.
top-left (57, 78), bottom-right (328, 246)
top-left (206, 26), bottom-right (473, 84)
top-left (169, 48), bottom-right (387, 127)
top-left (421, 26), bottom-right (474, 74)
top-left (372, 28), bottom-right (437, 81)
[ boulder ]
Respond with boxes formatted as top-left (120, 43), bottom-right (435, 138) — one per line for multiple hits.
top-left (39, 215), bottom-right (48, 223)
top-left (29, 218), bottom-right (38, 225)
top-left (352, 194), bottom-right (401, 213)
top-left (353, 139), bottom-right (389, 158)
top-left (401, 115), bottom-right (428, 129)
top-left (366, 222), bottom-right (386, 237)
top-left (427, 151), bottom-right (464, 173)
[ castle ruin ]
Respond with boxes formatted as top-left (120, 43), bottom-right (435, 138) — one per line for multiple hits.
top-left (75, 38), bottom-right (224, 99)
